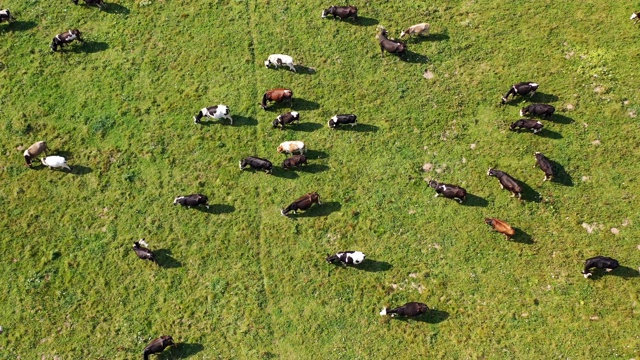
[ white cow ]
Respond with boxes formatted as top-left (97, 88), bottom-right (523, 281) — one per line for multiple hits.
top-left (41, 156), bottom-right (70, 170)
top-left (399, 23), bottom-right (430, 38)
top-left (277, 141), bottom-right (305, 155)
top-left (264, 54), bottom-right (296, 72)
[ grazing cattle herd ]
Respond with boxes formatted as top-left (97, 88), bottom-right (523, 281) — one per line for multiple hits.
top-left (3, 2), bottom-right (637, 358)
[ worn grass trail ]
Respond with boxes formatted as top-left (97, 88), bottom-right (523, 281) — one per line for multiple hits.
top-left (0, 0), bottom-right (639, 359)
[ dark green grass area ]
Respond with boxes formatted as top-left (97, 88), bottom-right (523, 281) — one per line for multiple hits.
top-left (1, 0), bottom-right (639, 358)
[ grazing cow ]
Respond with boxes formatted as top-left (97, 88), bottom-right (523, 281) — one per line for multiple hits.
top-left (484, 218), bottom-right (515, 240)
top-left (264, 54), bottom-right (296, 72)
top-left (327, 114), bottom-right (357, 129)
top-left (582, 256), bottom-right (619, 278)
top-left (41, 156), bottom-right (70, 170)
top-left (133, 239), bottom-right (156, 264)
top-left (73, 0), bottom-right (105, 10)
top-left (428, 180), bottom-right (467, 204)
top-left (173, 194), bottom-right (209, 209)
top-left (239, 156), bottom-right (273, 174)
top-left (380, 302), bottom-right (429, 317)
top-left (487, 168), bottom-right (523, 199)
top-left (520, 104), bottom-right (555, 119)
top-left (510, 119), bottom-right (543, 133)
top-left (321, 5), bottom-right (358, 20)
top-left (533, 152), bottom-right (554, 181)
top-left (193, 105), bottom-right (232, 125)
top-left (281, 192), bottom-right (321, 216)
top-left (51, 29), bottom-right (84, 52)
top-left (632, 12), bottom-right (640, 23)
top-left (0, 9), bottom-right (15, 23)
top-left (260, 88), bottom-right (293, 110)
top-left (326, 251), bottom-right (366, 266)
top-left (501, 82), bottom-right (539, 104)
top-left (143, 336), bottom-right (175, 360)
top-left (272, 111), bottom-right (300, 130)
top-left (23, 141), bottom-right (48, 167)
top-left (376, 26), bottom-right (406, 57)
top-left (277, 141), bottom-right (305, 155)
top-left (400, 23), bottom-right (430, 38)
top-left (282, 154), bottom-right (307, 169)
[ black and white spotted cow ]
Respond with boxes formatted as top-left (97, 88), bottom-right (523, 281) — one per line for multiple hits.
top-left (428, 180), bottom-right (467, 204)
top-left (173, 194), bottom-right (209, 209)
top-left (501, 82), bottom-right (539, 104)
top-left (380, 302), bottom-right (429, 317)
top-left (193, 105), bottom-right (232, 125)
top-left (582, 256), bottom-right (619, 278)
top-left (326, 251), bottom-right (366, 266)
top-left (510, 119), bottom-right (544, 133)
top-left (51, 29), bottom-right (84, 52)
top-left (239, 156), bottom-right (273, 174)
top-left (272, 111), bottom-right (300, 129)
top-left (0, 9), bottom-right (15, 23)
top-left (520, 104), bottom-right (555, 119)
top-left (327, 114), bottom-right (357, 129)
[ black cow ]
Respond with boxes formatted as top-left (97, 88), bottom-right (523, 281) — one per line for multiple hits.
top-left (281, 192), bottom-right (321, 216)
top-left (510, 119), bottom-right (544, 133)
top-left (239, 156), bottom-right (273, 174)
top-left (428, 180), bottom-right (467, 204)
top-left (520, 104), bottom-right (555, 119)
top-left (380, 302), bottom-right (429, 317)
top-left (376, 27), bottom-right (406, 57)
top-left (173, 194), bottom-right (209, 209)
top-left (582, 256), bottom-right (620, 278)
top-left (326, 251), bottom-right (366, 266)
top-left (328, 114), bottom-right (357, 129)
top-left (72, 0), bottom-right (105, 10)
top-left (321, 5), bottom-right (358, 20)
top-left (272, 111), bottom-right (300, 130)
top-left (133, 239), bottom-right (156, 264)
top-left (0, 9), bottom-right (15, 23)
top-left (143, 336), bottom-right (175, 360)
top-left (51, 29), bottom-right (84, 52)
top-left (487, 168), bottom-right (523, 199)
top-left (501, 82), bottom-right (539, 104)
top-left (282, 155), bottom-right (307, 169)
top-left (534, 152), bottom-right (554, 181)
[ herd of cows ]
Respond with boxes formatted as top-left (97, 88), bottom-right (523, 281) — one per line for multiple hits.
top-left (2, 2), bottom-right (638, 358)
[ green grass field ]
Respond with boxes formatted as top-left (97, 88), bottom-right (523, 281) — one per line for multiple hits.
top-left (1, 0), bottom-right (640, 358)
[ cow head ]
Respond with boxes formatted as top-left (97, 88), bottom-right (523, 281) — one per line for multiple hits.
top-left (321, 6), bottom-right (334, 18)
top-left (487, 168), bottom-right (495, 176)
top-left (428, 180), bottom-right (439, 189)
top-left (519, 107), bottom-right (527, 116)
top-left (326, 254), bottom-right (338, 263)
top-left (264, 60), bottom-right (272, 68)
top-left (632, 13), bottom-right (638, 20)
top-left (272, 119), bottom-right (280, 128)
top-left (160, 336), bottom-right (175, 347)
top-left (173, 197), bottom-right (183, 205)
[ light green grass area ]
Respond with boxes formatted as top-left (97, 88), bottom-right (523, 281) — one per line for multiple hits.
top-left (1, 0), bottom-right (639, 358)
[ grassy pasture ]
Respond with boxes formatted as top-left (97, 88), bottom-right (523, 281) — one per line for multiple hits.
top-left (1, 0), bottom-right (640, 358)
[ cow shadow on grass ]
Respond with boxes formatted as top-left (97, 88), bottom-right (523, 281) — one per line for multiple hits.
top-left (290, 201), bottom-right (341, 218)
top-left (588, 266), bottom-right (639, 280)
top-left (305, 150), bottom-right (329, 159)
top-left (334, 124), bottom-right (379, 133)
top-left (400, 50), bottom-right (429, 64)
top-left (294, 98), bottom-right (320, 111)
top-left (410, 32), bottom-right (450, 44)
top-left (550, 114), bottom-right (574, 124)
top-left (391, 309), bottom-right (449, 324)
top-left (70, 165), bottom-right (93, 176)
top-left (1, 21), bottom-right (37, 32)
top-left (70, 41), bottom-right (109, 54)
top-left (195, 204), bottom-right (235, 214)
top-left (511, 227), bottom-right (534, 244)
top-left (154, 249), bottom-right (182, 269)
top-left (159, 342), bottom-right (204, 359)
top-left (358, 259), bottom-right (393, 272)
top-left (352, 17), bottom-right (379, 27)
top-left (294, 65), bottom-right (316, 75)
top-left (531, 92), bottom-right (559, 104)
top-left (292, 122), bottom-right (323, 132)
top-left (296, 164), bottom-right (330, 174)
top-left (519, 181), bottom-right (541, 203)
top-left (271, 167), bottom-right (299, 179)
top-left (550, 160), bottom-right (573, 186)
top-left (103, 3), bottom-right (131, 15)
top-left (537, 128), bottom-right (563, 139)
top-left (232, 115), bottom-right (258, 127)
top-left (461, 193), bottom-right (489, 207)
